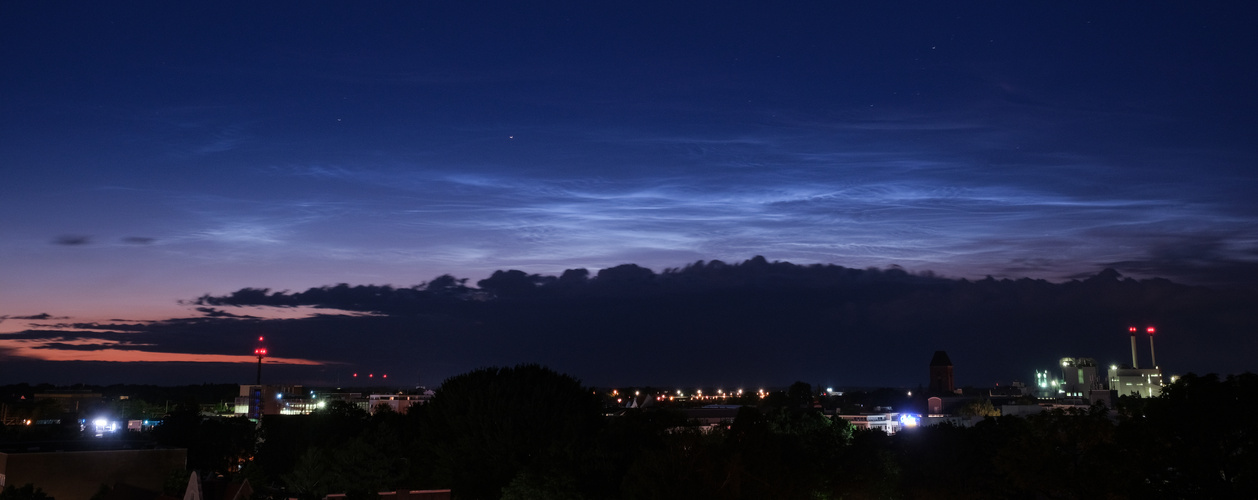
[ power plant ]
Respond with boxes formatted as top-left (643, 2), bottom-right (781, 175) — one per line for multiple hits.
top-left (1109, 326), bottom-right (1164, 398)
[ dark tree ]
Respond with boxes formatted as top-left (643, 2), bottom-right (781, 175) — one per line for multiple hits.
top-left (0, 484), bottom-right (52, 500)
top-left (415, 364), bottom-right (602, 499)
top-left (1122, 373), bottom-right (1258, 498)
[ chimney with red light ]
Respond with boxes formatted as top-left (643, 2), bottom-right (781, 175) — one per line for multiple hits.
top-left (1128, 327), bottom-right (1138, 369)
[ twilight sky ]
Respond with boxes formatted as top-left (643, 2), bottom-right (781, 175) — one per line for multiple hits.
top-left (2, 2), bottom-right (1256, 386)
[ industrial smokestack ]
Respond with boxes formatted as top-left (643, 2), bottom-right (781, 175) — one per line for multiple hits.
top-left (1147, 326), bottom-right (1157, 368)
top-left (1128, 327), bottom-right (1138, 369)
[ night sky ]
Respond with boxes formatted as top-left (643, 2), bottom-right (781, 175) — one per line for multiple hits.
top-left (2, 2), bottom-right (1256, 387)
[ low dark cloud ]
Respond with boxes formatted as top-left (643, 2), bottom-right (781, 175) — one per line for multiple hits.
top-left (87, 258), bottom-right (1255, 386)
top-left (39, 322), bottom-right (153, 332)
top-left (5, 313), bottom-right (69, 320)
top-left (122, 236), bottom-right (156, 244)
top-left (52, 235), bottom-right (91, 245)
top-left (195, 307), bottom-right (259, 319)
top-left (1103, 234), bottom-right (1258, 291)
top-left (33, 342), bottom-right (148, 351)
top-left (0, 332), bottom-right (92, 341)
top-left (9, 258), bottom-right (1257, 386)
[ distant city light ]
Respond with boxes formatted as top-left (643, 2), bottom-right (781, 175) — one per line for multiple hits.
top-left (91, 418), bottom-right (119, 437)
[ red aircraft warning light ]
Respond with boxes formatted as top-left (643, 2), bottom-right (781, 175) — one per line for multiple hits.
top-left (254, 337), bottom-right (268, 385)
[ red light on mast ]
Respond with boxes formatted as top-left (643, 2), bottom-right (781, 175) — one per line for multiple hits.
top-left (1147, 327), bottom-right (1155, 334)
top-left (1128, 327), bottom-right (1137, 333)
top-left (253, 337), bottom-right (268, 386)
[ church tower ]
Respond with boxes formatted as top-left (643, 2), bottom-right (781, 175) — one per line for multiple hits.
top-left (929, 350), bottom-right (955, 394)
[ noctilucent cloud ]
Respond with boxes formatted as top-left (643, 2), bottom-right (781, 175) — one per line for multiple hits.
top-left (2, 3), bottom-right (1256, 376)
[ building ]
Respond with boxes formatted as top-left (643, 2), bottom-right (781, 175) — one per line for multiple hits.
top-left (837, 412), bottom-right (907, 435)
top-left (1033, 370), bottom-right (1061, 399)
top-left (233, 387), bottom-right (438, 416)
top-left (1108, 367), bottom-right (1163, 398)
top-left (234, 384), bottom-right (320, 417)
top-left (32, 391), bottom-right (104, 413)
top-left (1099, 326), bottom-right (1165, 399)
top-left (0, 448), bottom-right (186, 499)
top-left (927, 396), bottom-right (943, 416)
top-left (678, 406), bottom-right (742, 431)
top-left (929, 350), bottom-right (955, 394)
top-left (326, 490), bottom-right (451, 499)
top-left (368, 391), bottom-right (433, 414)
top-left (1058, 357), bottom-right (1101, 398)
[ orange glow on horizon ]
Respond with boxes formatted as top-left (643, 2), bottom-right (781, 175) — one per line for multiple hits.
top-left (0, 338), bottom-right (326, 365)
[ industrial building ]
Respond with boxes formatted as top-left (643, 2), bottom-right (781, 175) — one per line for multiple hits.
top-left (1108, 326), bottom-right (1165, 398)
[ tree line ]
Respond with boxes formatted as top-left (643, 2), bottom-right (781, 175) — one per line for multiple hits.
top-left (132, 367), bottom-right (1256, 499)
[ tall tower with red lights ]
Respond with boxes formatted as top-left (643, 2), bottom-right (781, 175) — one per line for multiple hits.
top-left (254, 336), bottom-right (267, 385)
top-left (248, 336), bottom-right (267, 420)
